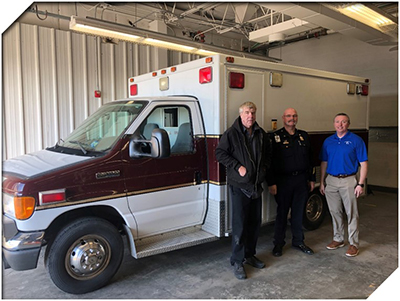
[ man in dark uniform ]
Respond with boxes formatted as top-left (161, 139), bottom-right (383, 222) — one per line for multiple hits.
top-left (267, 108), bottom-right (315, 257)
top-left (216, 102), bottom-right (272, 280)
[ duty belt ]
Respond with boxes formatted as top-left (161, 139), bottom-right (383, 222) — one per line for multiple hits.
top-left (329, 173), bottom-right (356, 178)
top-left (287, 170), bottom-right (305, 176)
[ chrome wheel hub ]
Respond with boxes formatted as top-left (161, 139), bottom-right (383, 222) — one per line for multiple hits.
top-left (66, 235), bottom-right (110, 279)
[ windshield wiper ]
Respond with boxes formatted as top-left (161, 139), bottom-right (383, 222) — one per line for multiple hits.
top-left (69, 140), bottom-right (88, 155)
top-left (55, 138), bottom-right (64, 147)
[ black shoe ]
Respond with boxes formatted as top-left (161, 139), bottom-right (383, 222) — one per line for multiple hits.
top-left (273, 245), bottom-right (283, 257)
top-left (233, 262), bottom-right (247, 279)
top-left (244, 256), bottom-right (265, 269)
top-left (294, 244), bottom-right (314, 255)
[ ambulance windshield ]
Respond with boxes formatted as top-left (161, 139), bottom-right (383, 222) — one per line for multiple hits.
top-left (50, 100), bottom-right (147, 156)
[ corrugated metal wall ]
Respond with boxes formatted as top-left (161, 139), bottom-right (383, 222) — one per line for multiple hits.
top-left (2, 22), bottom-right (200, 160)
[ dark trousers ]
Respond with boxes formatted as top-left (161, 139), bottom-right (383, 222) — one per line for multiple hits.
top-left (229, 185), bottom-right (262, 264)
top-left (273, 173), bottom-right (308, 247)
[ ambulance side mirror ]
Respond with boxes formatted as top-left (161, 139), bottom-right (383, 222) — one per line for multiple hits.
top-left (130, 128), bottom-right (171, 159)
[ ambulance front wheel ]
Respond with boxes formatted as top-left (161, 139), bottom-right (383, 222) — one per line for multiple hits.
top-left (45, 217), bottom-right (124, 294)
top-left (303, 190), bottom-right (327, 230)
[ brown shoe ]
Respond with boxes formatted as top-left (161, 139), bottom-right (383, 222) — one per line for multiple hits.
top-left (345, 245), bottom-right (359, 257)
top-left (326, 240), bottom-right (345, 250)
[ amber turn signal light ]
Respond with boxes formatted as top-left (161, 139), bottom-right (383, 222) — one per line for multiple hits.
top-left (14, 196), bottom-right (35, 220)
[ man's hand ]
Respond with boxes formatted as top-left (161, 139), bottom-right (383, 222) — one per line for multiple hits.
top-left (309, 181), bottom-right (315, 192)
top-left (268, 185), bottom-right (277, 195)
top-left (319, 184), bottom-right (325, 196)
top-left (354, 185), bottom-right (364, 198)
top-left (238, 166), bottom-right (247, 177)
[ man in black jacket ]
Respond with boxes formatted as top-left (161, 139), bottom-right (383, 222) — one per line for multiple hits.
top-left (216, 102), bottom-right (272, 280)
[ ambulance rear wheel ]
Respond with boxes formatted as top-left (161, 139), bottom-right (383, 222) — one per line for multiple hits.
top-left (45, 217), bottom-right (123, 294)
top-left (303, 190), bottom-right (327, 230)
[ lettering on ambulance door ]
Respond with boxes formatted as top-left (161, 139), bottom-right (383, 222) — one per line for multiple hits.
top-left (125, 104), bottom-right (207, 237)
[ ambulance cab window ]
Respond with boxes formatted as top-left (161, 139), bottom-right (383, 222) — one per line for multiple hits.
top-left (139, 106), bottom-right (193, 154)
top-left (164, 108), bottom-right (178, 127)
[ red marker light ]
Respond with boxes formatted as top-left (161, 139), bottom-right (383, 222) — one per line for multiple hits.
top-left (39, 189), bottom-right (66, 205)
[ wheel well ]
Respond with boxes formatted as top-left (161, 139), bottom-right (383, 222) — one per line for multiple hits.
top-left (43, 205), bottom-right (126, 247)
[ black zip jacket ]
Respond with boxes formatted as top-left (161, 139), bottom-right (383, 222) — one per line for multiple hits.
top-left (216, 116), bottom-right (272, 194)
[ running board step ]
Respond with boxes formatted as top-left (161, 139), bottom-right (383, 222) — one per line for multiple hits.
top-left (133, 227), bottom-right (218, 259)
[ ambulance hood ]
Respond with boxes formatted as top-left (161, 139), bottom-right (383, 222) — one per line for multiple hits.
top-left (2, 149), bottom-right (92, 178)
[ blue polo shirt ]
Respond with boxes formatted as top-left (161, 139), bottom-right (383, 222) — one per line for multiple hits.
top-left (319, 131), bottom-right (368, 176)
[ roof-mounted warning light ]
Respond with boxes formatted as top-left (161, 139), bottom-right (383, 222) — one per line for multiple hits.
top-left (130, 84), bottom-right (138, 96)
top-left (361, 85), bottom-right (369, 96)
top-left (159, 77), bottom-right (169, 91)
top-left (229, 72), bottom-right (245, 89)
top-left (199, 67), bottom-right (212, 84)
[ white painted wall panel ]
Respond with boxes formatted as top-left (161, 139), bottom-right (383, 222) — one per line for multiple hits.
top-left (86, 37), bottom-right (102, 116)
top-left (20, 24), bottom-right (42, 153)
top-left (55, 29), bottom-right (74, 139)
top-left (3, 23), bottom-right (25, 158)
top-left (38, 26), bottom-right (59, 149)
top-left (101, 43), bottom-right (116, 103)
top-left (115, 42), bottom-right (128, 101)
top-left (2, 22), bottom-right (197, 160)
top-left (71, 33), bottom-right (89, 127)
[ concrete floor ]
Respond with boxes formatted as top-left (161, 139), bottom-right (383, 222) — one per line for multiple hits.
top-left (2, 191), bottom-right (398, 299)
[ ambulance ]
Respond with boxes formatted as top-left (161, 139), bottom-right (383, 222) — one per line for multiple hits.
top-left (2, 54), bottom-right (369, 294)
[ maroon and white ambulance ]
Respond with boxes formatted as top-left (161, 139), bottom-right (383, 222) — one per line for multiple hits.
top-left (2, 54), bottom-right (369, 294)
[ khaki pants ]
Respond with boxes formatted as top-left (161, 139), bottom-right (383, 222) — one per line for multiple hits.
top-left (325, 175), bottom-right (359, 247)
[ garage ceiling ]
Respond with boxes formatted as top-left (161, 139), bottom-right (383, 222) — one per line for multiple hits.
top-left (21, 2), bottom-right (399, 56)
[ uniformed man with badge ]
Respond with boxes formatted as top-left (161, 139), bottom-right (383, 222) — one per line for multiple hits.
top-left (267, 108), bottom-right (316, 257)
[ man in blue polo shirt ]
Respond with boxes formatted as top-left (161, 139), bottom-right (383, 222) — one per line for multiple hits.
top-left (319, 113), bottom-right (368, 257)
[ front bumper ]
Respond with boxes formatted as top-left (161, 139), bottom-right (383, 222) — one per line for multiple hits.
top-left (2, 215), bottom-right (44, 271)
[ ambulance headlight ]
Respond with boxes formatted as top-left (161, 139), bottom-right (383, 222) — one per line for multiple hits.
top-left (3, 194), bottom-right (36, 220)
top-left (3, 194), bottom-right (16, 217)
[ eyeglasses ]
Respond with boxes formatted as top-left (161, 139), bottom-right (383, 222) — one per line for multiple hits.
top-left (284, 114), bottom-right (298, 118)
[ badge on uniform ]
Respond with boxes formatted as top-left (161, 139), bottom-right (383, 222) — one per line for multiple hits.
top-left (283, 140), bottom-right (289, 145)
top-left (275, 135), bottom-right (281, 143)
top-left (299, 135), bottom-right (304, 141)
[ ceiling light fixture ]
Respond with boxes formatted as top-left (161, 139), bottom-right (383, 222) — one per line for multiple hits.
top-left (70, 16), bottom-right (218, 56)
top-left (337, 4), bottom-right (395, 30)
top-left (69, 16), bottom-right (279, 61)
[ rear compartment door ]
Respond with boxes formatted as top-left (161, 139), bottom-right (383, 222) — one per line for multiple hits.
top-left (225, 67), bottom-right (277, 227)
top-left (123, 101), bottom-right (208, 238)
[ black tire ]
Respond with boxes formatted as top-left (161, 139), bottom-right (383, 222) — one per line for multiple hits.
top-left (303, 190), bottom-right (327, 230)
top-left (45, 217), bottom-right (124, 294)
